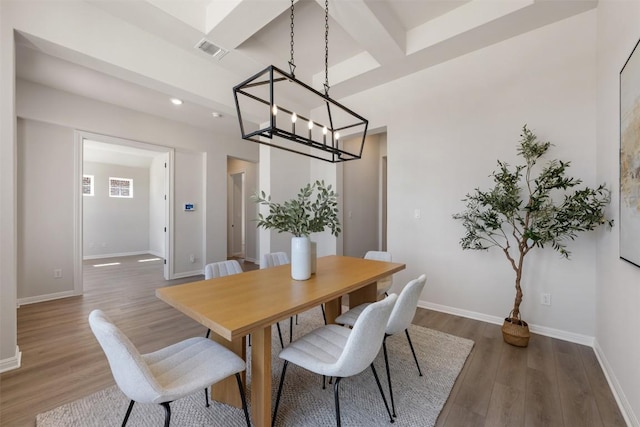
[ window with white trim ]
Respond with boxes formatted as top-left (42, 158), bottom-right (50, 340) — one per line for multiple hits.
top-left (82, 175), bottom-right (94, 196)
top-left (109, 177), bottom-right (133, 198)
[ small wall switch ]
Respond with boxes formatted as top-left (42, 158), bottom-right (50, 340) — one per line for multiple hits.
top-left (541, 293), bottom-right (551, 306)
top-left (189, 254), bottom-right (196, 263)
top-left (53, 269), bottom-right (63, 279)
top-left (414, 209), bottom-right (421, 219)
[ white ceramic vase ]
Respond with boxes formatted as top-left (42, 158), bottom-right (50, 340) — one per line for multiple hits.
top-left (291, 236), bottom-right (311, 280)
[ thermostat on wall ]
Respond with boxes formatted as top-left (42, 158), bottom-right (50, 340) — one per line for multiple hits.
top-left (184, 203), bottom-right (195, 211)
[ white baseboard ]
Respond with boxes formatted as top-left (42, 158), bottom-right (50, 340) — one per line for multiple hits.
top-left (593, 340), bottom-right (639, 427)
top-left (83, 250), bottom-right (150, 260)
top-left (148, 250), bottom-right (164, 258)
top-left (244, 257), bottom-right (257, 264)
top-left (0, 346), bottom-right (22, 373)
top-left (18, 290), bottom-right (80, 306)
top-left (172, 270), bottom-right (203, 279)
top-left (418, 300), bottom-right (594, 346)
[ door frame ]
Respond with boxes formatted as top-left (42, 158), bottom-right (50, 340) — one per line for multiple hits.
top-left (228, 171), bottom-right (246, 258)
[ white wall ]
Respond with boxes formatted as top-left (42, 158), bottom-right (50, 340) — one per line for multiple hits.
top-left (595, 1), bottom-right (640, 425)
top-left (343, 11), bottom-right (600, 338)
top-left (83, 161), bottom-right (150, 258)
top-left (17, 118), bottom-right (75, 301)
top-left (173, 150), bottom-right (204, 277)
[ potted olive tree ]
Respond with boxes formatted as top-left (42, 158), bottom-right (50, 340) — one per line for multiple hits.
top-left (452, 126), bottom-right (612, 347)
top-left (253, 180), bottom-right (341, 280)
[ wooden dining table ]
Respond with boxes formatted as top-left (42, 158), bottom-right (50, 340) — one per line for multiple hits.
top-left (156, 254), bottom-right (405, 427)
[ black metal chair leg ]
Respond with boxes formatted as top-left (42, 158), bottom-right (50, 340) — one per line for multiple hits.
top-left (205, 329), bottom-right (210, 339)
top-left (272, 361), bottom-right (289, 427)
top-left (405, 329), bottom-right (423, 376)
top-left (323, 375), bottom-right (326, 389)
top-left (161, 402), bottom-right (171, 427)
top-left (370, 363), bottom-right (394, 424)
top-left (235, 373), bottom-right (251, 427)
top-left (321, 304), bottom-right (327, 324)
top-left (289, 316), bottom-right (293, 343)
top-left (204, 387), bottom-right (209, 407)
top-left (333, 377), bottom-right (343, 427)
top-left (382, 338), bottom-right (396, 417)
top-left (121, 400), bottom-right (135, 427)
top-left (276, 322), bottom-right (285, 348)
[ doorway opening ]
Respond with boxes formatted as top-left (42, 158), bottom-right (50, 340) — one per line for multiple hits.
top-left (227, 157), bottom-right (258, 264)
top-left (76, 131), bottom-right (174, 292)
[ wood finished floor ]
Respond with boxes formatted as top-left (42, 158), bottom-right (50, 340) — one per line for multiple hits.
top-left (0, 255), bottom-right (626, 426)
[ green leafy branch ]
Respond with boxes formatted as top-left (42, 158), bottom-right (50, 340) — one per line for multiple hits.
top-left (252, 180), bottom-right (341, 237)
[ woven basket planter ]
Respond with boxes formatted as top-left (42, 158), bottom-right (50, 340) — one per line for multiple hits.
top-left (501, 314), bottom-right (530, 347)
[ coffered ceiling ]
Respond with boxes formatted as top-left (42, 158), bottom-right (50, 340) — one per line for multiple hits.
top-left (15, 0), bottom-right (597, 133)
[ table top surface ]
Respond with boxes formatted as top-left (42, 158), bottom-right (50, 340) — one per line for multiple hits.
top-left (156, 255), bottom-right (405, 340)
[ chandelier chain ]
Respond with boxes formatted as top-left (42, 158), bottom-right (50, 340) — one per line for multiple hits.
top-left (289, 0), bottom-right (295, 76)
top-left (324, 0), bottom-right (329, 95)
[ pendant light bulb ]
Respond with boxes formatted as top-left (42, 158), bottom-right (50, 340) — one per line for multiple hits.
top-left (335, 132), bottom-right (340, 140)
top-left (272, 104), bottom-right (278, 116)
top-left (308, 120), bottom-right (314, 130)
top-left (323, 126), bottom-right (328, 135)
top-left (291, 112), bottom-right (297, 123)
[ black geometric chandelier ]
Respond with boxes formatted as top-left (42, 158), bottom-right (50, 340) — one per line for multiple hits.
top-left (233, 0), bottom-right (368, 163)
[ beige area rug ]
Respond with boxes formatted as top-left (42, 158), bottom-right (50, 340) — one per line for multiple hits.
top-left (37, 309), bottom-right (474, 427)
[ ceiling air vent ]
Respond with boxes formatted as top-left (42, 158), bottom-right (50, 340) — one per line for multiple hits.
top-left (195, 38), bottom-right (228, 60)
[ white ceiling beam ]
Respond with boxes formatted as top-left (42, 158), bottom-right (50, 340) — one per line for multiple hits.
top-left (406, 0), bottom-right (534, 55)
top-left (205, 0), bottom-right (292, 49)
top-left (317, 0), bottom-right (405, 65)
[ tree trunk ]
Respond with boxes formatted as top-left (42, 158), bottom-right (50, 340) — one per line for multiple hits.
top-left (511, 248), bottom-right (526, 321)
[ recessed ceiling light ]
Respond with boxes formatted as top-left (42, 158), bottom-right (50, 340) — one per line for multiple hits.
top-left (170, 98), bottom-right (183, 105)
top-left (212, 112), bottom-right (222, 118)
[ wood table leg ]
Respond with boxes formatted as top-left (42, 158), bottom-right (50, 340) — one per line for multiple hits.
top-left (210, 333), bottom-right (246, 408)
top-left (323, 297), bottom-right (342, 324)
top-left (251, 325), bottom-right (272, 427)
top-left (348, 281), bottom-right (377, 309)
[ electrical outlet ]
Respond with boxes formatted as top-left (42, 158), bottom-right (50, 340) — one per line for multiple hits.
top-left (541, 293), bottom-right (551, 306)
top-left (53, 269), bottom-right (63, 279)
top-left (189, 254), bottom-right (195, 263)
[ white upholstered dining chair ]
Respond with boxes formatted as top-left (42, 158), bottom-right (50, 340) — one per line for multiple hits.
top-left (363, 250), bottom-right (394, 296)
top-left (272, 294), bottom-right (398, 427)
top-left (335, 274), bottom-right (427, 418)
top-left (204, 259), bottom-right (243, 280)
top-left (89, 309), bottom-right (251, 427)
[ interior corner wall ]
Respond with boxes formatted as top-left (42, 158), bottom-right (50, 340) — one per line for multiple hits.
top-left (0, 13), bottom-right (19, 364)
top-left (595, 1), bottom-right (640, 425)
top-left (82, 162), bottom-right (150, 258)
top-left (342, 134), bottom-right (381, 258)
top-left (338, 10), bottom-right (600, 338)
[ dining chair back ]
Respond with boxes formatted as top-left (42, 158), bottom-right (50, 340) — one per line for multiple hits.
top-left (261, 251), bottom-right (290, 268)
top-left (335, 273), bottom-right (427, 418)
top-left (204, 259), bottom-right (243, 280)
top-left (363, 250), bottom-right (393, 296)
top-left (272, 294), bottom-right (398, 427)
top-left (89, 309), bottom-right (250, 427)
